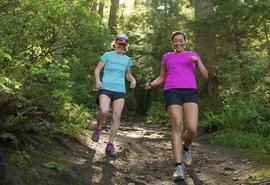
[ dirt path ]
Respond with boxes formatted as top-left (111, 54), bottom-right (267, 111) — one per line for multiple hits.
top-left (80, 122), bottom-right (270, 185)
top-left (2, 121), bottom-right (269, 185)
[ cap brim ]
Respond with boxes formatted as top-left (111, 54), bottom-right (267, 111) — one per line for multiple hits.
top-left (116, 40), bottom-right (128, 45)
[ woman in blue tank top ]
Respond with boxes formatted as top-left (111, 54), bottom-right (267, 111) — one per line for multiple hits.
top-left (91, 34), bottom-right (136, 157)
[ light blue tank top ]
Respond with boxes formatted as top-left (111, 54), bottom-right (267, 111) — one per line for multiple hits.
top-left (100, 51), bottom-right (132, 93)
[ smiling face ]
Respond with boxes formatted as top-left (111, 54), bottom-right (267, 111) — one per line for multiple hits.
top-left (171, 34), bottom-right (186, 53)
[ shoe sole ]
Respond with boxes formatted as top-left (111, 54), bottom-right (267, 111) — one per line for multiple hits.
top-left (106, 152), bottom-right (115, 157)
top-left (91, 138), bottom-right (99, 142)
top-left (106, 150), bottom-right (116, 157)
top-left (173, 176), bottom-right (185, 181)
top-left (184, 160), bottom-right (192, 166)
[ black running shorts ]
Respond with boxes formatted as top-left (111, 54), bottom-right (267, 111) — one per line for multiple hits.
top-left (163, 88), bottom-right (198, 109)
top-left (96, 89), bottom-right (125, 105)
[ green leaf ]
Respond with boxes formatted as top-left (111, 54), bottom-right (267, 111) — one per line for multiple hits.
top-left (0, 77), bottom-right (8, 84)
top-left (4, 53), bottom-right (12, 61)
top-left (0, 84), bottom-right (14, 93)
top-left (41, 161), bottom-right (64, 171)
top-left (0, 132), bottom-right (17, 141)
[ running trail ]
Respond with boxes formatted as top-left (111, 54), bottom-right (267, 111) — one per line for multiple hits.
top-left (2, 121), bottom-right (270, 185)
top-left (77, 121), bottom-right (269, 185)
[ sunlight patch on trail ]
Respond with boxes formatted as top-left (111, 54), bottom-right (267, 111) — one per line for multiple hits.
top-left (118, 126), bottom-right (167, 139)
top-left (118, 126), bottom-right (146, 138)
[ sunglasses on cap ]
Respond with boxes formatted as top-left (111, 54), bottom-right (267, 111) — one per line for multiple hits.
top-left (116, 34), bottom-right (129, 44)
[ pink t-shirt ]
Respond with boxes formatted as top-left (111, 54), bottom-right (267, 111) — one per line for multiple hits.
top-left (161, 51), bottom-right (200, 90)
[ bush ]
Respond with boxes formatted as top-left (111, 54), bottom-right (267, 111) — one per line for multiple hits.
top-left (146, 101), bottom-right (169, 125)
top-left (211, 129), bottom-right (270, 151)
top-left (200, 109), bottom-right (222, 133)
top-left (52, 103), bottom-right (92, 136)
top-left (201, 99), bottom-right (270, 137)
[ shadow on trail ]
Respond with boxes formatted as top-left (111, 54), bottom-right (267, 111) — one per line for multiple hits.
top-left (96, 156), bottom-right (117, 185)
top-left (113, 123), bottom-right (208, 185)
top-left (0, 134), bottom-right (100, 185)
top-left (44, 139), bottom-right (98, 185)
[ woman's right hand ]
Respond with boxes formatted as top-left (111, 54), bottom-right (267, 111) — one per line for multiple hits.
top-left (145, 82), bottom-right (152, 90)
top-left (96, 80), bottom-right (102, 90)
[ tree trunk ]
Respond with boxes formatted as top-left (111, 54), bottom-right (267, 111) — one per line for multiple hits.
top-left (261, 11), bottom-right (270, 103)
top-left (108, 0), bottom-right (119, 34)
top-left (91, 2), bottom-right (98, 11)
top-left (263, 22), bottom-right (270, 58)
top-left (232, 28), bottom-right (248, 94)
top-left (135, 83), bottom-right (153, 115)
top-left (98, 2), bottom-right (104, 22)
top-left (194, 0), bottom-right (220, 108)
top-left (194, 0), bottom-right (214, 66)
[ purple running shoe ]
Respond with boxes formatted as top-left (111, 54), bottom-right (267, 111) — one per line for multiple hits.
top-left (106, 142), bottom-right (115, 156)
top-left (91, 128), bottom-right (101, 142)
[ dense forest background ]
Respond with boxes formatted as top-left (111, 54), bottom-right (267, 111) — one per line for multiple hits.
top-left (0, 0), bottom-right (270, 152)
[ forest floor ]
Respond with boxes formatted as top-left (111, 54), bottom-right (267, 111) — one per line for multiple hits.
top-left (1, 121), bottom-right (270, 185)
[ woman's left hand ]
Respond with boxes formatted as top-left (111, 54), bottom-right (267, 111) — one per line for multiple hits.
top-left (130, 80), bottom-right (136, 89)
top-left (189, 56), bottom-right (199, 63)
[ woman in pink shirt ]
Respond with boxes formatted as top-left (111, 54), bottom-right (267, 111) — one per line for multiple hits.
top-left (145, 31), bottom-right (208, 181)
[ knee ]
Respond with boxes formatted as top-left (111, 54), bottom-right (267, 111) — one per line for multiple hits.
top-left (171, 121), bottom-right (183, 133)
top-left (186, 124), bottom-right (197, 135)
top-left (100, 109), bottom-right (109, 117)
top-left (112, 112), bottom-right (121, 121)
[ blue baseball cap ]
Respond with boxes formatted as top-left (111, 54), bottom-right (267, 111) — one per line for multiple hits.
top-left (115, 34), bottom-right (128, 45)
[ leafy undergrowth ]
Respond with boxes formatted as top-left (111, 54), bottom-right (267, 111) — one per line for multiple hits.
top-left (210, 129), bottom-right (270, 180)
top-left (211, 129), bottom-right (270, 151)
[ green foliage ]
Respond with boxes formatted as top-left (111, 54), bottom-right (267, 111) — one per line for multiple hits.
top-left (9, 151), bottom-right (31, 168)
top-left (221, 100), bottom-right (262, 130)
top-left (200, 109), bottom-right (221, 131)
top-left (0, 132), bottom-right (17, 141)
top-left (0, 0), bottom-right (112, 136)
top-left (196, 0), bottom-right (269, 55)
top-left (0, 76), bottom-right (21, 94)
top-left (52, 103), bottom-right (91, 136)
top-left (146, 101), bottom-right (169, 125)
top-left (211, 129), bottom-right (270, 151)
top-left (144, 0), bottom-right (190, 60)
top-left (218, 53), bottom-right (268, 100)
top-left (124, 90), bottom-right (137, 113)
top-left (201, 51), bottom-right (270, 146)
top-left (5, 113), bottom-right (29, 127)
top-left (41, 161), bottom-right (64, 171)
top-left (202, 99), bottom-right (270, 136)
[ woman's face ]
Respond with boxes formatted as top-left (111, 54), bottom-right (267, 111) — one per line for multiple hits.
top-left (172, 34), bottom-right (186, 53)
top-left (115, 43), bottom-right (127, 54)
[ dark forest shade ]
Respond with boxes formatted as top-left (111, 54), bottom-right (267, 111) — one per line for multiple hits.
top-left (0, 156), bottom-right (5, 182)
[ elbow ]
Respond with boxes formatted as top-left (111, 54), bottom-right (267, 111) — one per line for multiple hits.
top-left (160, 74), bottom-right (166, 83)
top-left (161, 78), bottom-right (165, 83)
top-left (160, 77), bottom-right (165, 84)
